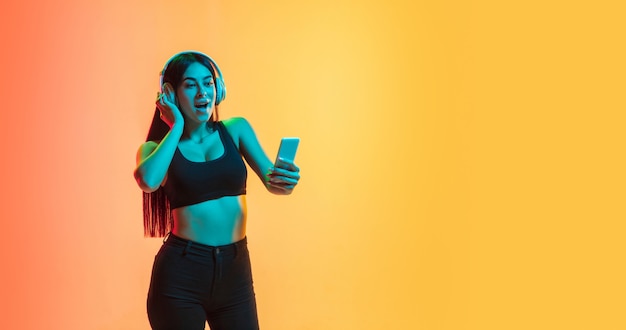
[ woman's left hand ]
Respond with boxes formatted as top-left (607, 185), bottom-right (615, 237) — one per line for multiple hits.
top-left (267, 158), bottom-right (301, 194)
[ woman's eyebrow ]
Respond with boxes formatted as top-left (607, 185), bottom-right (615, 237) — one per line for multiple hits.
top-left (182, 75), bottom-right (213, 82)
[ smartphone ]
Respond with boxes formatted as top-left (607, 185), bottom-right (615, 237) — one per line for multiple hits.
top-left (275, 137), bottom-right (300, 165)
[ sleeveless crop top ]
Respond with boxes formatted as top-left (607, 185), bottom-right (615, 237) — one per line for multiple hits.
top-left (162, 121), bottom-right (247, 209)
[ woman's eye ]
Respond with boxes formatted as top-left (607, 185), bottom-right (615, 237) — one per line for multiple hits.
top-left (204, 81), bottom-right (214, 87)
top-left (186, 83), bottom-right (196, 88)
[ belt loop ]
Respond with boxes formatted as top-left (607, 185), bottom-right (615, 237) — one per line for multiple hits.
top-left (183, 240), bottom-right (192, 256)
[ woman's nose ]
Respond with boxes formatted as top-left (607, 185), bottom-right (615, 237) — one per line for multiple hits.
top-left (198, 88), bottom-right (208, 97)
top-left (198, 85), bottom-right (213, 97)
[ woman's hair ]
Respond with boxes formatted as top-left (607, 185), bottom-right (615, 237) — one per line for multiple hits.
top-left (143, 51), bottom-right (226, 237)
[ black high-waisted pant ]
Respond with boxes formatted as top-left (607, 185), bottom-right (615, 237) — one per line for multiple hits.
top-left (147, 233), bottom-right (259, 330)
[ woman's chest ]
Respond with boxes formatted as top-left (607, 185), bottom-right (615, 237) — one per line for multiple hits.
top-left (178, 132), bottom-right (224, 162)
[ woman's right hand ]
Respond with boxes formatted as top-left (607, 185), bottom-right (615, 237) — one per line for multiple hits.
top-left (156, 82), bottom-right (184, 128)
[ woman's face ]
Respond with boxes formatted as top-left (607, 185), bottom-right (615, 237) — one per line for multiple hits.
top-left (176, 61), bottom-right (216, 123)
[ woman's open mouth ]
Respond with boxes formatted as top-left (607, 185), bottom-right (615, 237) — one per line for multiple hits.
top-left (195, 101), bottom-right (210, 112)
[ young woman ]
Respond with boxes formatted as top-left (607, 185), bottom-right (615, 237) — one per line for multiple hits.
top-left (134, 51), bottom-right (300, 330)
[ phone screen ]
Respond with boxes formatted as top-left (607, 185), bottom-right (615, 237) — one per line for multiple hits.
top-left (275, 137), bottom-right (300, 164)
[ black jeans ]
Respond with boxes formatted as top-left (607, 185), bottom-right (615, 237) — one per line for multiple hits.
top-left (147, 233), bottom-right (259, 330)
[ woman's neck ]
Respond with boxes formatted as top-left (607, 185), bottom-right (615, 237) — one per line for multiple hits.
top-left (184, 121), bottom-right (217, 144)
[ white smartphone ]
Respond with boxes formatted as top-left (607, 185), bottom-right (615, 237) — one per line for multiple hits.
top-left (275, 137), bottom-right (300, 165)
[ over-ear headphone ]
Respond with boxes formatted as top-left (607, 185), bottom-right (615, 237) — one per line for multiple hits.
top-left (159, 50), bottom-right (227, 105)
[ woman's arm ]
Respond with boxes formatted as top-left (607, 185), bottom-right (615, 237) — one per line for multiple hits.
top-left (133, 124), bottom-right (183, 192)
top-left (225, 117), bottom-right (300, 195)
top-left (133, 84), bottom-right (184, 192)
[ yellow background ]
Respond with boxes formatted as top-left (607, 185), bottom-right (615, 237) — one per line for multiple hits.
top-left (0, 0), bottom-right (624, 329)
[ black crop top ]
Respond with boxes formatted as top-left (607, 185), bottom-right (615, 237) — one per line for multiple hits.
top-left (162, 121), bottom-right (247, 209)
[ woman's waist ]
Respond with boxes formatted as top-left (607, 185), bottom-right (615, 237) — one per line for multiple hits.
top-left (163, 232), bottom-right (248, 256)
top-left (172, 195), bottom-right (247, 246)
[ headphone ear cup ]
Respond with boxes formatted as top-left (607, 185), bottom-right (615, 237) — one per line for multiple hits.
top-left (215, 76), bottom-right (226, 105)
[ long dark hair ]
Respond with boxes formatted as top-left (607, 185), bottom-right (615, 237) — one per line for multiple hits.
top-left (142, 52), bottom-right (225, 237)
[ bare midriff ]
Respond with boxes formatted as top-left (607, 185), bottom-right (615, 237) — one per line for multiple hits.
top-left (171, 195), bottom-right (247, 246)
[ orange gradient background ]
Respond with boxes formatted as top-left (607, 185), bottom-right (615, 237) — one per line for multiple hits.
top-left (1, 0), bottom-right (625, 329)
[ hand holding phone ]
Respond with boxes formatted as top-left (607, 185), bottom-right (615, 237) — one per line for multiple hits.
top-left (268, 137), bottom-right (301, 193)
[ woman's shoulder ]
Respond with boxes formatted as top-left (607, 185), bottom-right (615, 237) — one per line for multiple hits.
top-left (221, 117), bottom-right (254, 136)
top-left (136, 140), bottom-right (159, 163)
top-left (138, 140), bottom-right (159, 150)
top-left (222, 117), bottom-right (250, 128)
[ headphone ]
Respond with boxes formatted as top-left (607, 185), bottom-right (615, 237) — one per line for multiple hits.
top-left (159, 50), bottom-right (227, 105)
